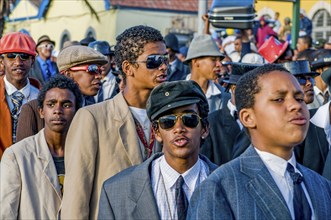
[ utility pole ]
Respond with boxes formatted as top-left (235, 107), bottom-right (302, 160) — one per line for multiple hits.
top-left (291, 0), bottom-right (300, 50)
top-left (198, 0), bottom-right (208, 34)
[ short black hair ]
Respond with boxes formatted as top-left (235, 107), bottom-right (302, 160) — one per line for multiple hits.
top-left (235, 64), bottom-right (290, 114)
top-left (37, 74), bottom-right (82, 110)
top-left (298, 35), bottom-right (312, 48)
top-left (114, 25), bottom-right (164, 74)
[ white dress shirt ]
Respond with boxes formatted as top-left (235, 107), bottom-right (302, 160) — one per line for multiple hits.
top-left (4, 75), bottom-right (39, 113)
top-left (254, 148), bottom-right (315, 220)
top-left (151, 155), bottom-right (209, 220)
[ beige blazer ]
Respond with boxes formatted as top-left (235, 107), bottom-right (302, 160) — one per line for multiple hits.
top-left (0, 129), bottom-right (62, 219)
top-left (61, 93), bottom-right (146, 220)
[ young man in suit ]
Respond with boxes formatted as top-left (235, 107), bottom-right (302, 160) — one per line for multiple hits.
top-left (29, 35), bottom-right (59, 85)
top-left (184, 34), bottom-right (230, 113)
top-left (98, 80), bottom-right (217, 220)
top-left (201, 62), bottom-right (261, 165)
top-left (0, 32), bottom-right (41, 158)
top-left (0, 75), bottom-right (82, 219)
top-left (15, 45), bottom-right (108, 141)
top-left (188, 64), bottom-right (331, 219)
top-left (61, 25), bottom-right (168, 220)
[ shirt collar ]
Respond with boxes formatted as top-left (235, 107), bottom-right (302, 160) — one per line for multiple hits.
top-left (160, 156), bottom-right (200, 192)
top-left (205, 81), bottom-right (221, 98)
top-left (4, 75), bottom-right (31, 98)
top-left (310, 101), bottom-right (330, 128)
top-left (254, 147), bottom-right (299, 177)
top-left (313, 85), bottom-right (328, 96)
top-left (227, 99), bottom-right (237, 117)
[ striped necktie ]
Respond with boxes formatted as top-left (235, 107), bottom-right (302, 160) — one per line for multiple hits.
top-left (10, 91), bottom-right (24, 143)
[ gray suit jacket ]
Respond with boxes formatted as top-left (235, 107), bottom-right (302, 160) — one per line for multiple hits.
top-left (188, 146), bottom-right (331, 220)
top-left (98, 153), bottom-right (217, 220)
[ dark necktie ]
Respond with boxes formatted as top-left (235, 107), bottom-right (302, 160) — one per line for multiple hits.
top-left (286, 163), bottom-right (312, 220)
top-left (97, 87), bottom-right (104, 103)
top-left (84, 96), bottom-right (95, 106)
top-left (323, 91), bottom-right (330, 105)
top-left (175, 175), bottom-right (188, 220)
top-left (10, 91), bottom-right (24, 143)
top-left (233, 111), bottom-right (238, 120)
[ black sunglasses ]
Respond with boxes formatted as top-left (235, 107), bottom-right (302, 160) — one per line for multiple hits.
top-left (296, 76), bottom-right (315, 86)
top-left (4, 53), bottom-right (30, 61)
top-left (135, 54), bottom-right (169, 69)
top-left (157, 113), bottom-right (201, 130)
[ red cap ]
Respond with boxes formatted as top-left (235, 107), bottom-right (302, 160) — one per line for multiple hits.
top-left (0, 32), bottom-right (36, 56)
top-left (258, 36), bottom-right (289, 63)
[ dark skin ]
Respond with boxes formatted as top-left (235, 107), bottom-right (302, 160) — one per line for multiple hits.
top-left (122, 41), bottom-right (168, 108)
top-left (39, 88), bottom-right (77, 157)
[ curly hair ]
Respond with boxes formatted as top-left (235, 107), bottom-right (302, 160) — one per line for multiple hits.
top-left (37, 74), bottom-right (82, 110)
top-left (114, 25), bottom-right (164, 73)
top-left (235, 64), bottom-right (290, 114)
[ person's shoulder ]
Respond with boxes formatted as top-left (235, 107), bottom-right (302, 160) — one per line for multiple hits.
top-left (3, 135), bottom-right (37, 160)
top-left (300, 164), bottom-right (331, 186)
top-left (205, 156), bottom-right (241, 182)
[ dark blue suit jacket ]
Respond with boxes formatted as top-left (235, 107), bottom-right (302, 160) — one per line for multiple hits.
top-left (188, 146), bottom-right (331, 220)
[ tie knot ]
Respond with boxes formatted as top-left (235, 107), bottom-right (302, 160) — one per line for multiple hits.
top-left (175, 175), bottom-right (185, 189)
top-left (287, 163), bottom-right (303, 185)
top-left (12, 91), bottom-right (24, 101)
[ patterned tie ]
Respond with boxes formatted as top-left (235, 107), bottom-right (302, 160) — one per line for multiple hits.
top-left (175, 175), bottom-right (188, 220)
top-left (10, 91), bottom-right (24, 143)
top-left (286, 163), bottom-right (312, 220)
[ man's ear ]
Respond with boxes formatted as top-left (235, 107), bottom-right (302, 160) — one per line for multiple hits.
top-left (63, 70), bottom-right (71, 78)
top-left (38, 107), bottom-right (44, 119)
top-left (201, 124), bottom-right (209, 139)
top-left (154, 129), bottom-right (163, 143)
top-left (122, 61), bottom-right (134, 77)
top-left (30, 57), bottom-right (35, 66)
top-left (239, 108), bottom-right (256, 129)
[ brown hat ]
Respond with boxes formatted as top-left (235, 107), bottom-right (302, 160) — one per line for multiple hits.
top-left (57, 45), bottom-right (108, 72)
top-left (36, 35), bottom-right (55, 48)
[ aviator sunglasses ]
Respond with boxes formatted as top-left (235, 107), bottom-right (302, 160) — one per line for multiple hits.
top-left (69, 64), bottom-right (101, 75)
top-left (157, 113), bottom-right (201, 130)
top-left (296, 76), bottom-right (315, 86)
top-left (135, 54), bottom-right (169, 69)
top-left (4, 53), bottom-right (30, 61)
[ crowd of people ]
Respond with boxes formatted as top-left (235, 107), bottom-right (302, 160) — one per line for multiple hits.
top-left (0, 11), bottom-right (330, 220)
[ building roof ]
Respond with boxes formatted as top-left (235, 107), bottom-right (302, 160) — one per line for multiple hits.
top-left (108, 0), bottom-right (212, 13)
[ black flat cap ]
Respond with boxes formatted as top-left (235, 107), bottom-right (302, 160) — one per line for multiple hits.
top-left (146, 80), bottom-right (208, 121)
top-left (282, 60), bottom-right (319, 77)
top-left (223, 62), bottom-right (262, 85)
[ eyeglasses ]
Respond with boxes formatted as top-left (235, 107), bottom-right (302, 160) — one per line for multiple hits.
top-left (70, 64), bottom-right (101, 75)
top-left (4, 53), bottom-right (31, 61)
top-left (135, 54), bottom-right (169, 69)
top-left (156, 113), bottom-right (201, 130)
top-left (296, 76), bottom-right (315, 86)
top-left (38, 44), bottom-right (54, 50)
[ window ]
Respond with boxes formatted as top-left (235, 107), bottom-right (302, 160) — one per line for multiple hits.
top-left (312, 9), bottom-right (331, 41)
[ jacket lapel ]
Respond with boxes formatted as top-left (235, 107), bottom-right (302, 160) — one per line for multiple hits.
top-left (113, 94), bottom-right (143, 165)
top-left (35, 129), bottom-right (62, 199)
top-left (129, 154), bottom-right (161, 219)
top-left (241, 147), bottom-right (292, 220)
